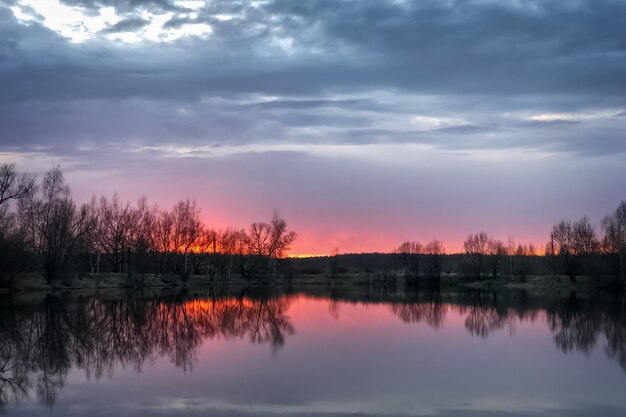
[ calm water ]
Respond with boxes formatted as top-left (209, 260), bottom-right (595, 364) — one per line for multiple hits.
top-left (1, 287), bottom-right (625, 416)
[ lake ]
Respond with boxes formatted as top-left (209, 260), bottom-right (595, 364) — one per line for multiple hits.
top-left (1, 287), bottom-right (625, 416)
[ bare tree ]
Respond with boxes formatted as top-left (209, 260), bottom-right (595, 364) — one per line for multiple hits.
top-left (219, 228), bottom-right (245, 280)
top-left (463, 231), bottom-right (491, 280)
top-left (0, 164), bottom-right (34, 208)
top-left (551, 220), bottom-right (577, 282)
top-left (96, 194), bottom-right (135, 273)
top-left (424, 239), bottom-right (445, 284)
top-left (395, 241), bottom-right (422, 283)
top-left (171, 198), bottom-right (203, 280)
top-left (154, 207), bottom-right (175, 275)
top-left (0, 165), bottom-right (34, 286)
top-left (487, 239), bottom-right (506, 279)
top-left (602, 201), bottom-right (626, 284)
top-left (245, 211), bottom-right (297, 276)
top-left (20, 167), bottom-right (96, 284)
top-left (514, 243), bottom-right (536, 282)
top-left (551, 217), bottom-right (599, 282)
top-left (131, 197), bottom-right (158, 279)
top-left (574, 216), bottom-right (599, 256)
top-left (0, 164), bottom-right (34, 238)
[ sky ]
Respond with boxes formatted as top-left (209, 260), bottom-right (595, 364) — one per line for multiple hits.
top-left (1, 0), bottom-right (625, 255)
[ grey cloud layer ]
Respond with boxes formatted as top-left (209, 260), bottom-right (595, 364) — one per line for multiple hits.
top-left (0, 0), bottom-right (625, 156)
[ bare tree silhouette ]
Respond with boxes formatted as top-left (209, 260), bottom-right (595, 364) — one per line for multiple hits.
top-left (551, 217), bottom-right (599, 282)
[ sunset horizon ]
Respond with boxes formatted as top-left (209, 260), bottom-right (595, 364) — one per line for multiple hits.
top-left (2, 0), bottom-right (625, 258)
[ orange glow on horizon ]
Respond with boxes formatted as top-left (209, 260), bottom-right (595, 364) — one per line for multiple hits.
top-left (284, 242), bottom-right (549, 257)
top-left (196, 210), bottom-right (547, 255)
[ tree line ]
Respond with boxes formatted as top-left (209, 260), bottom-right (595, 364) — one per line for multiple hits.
top-left (1, 163), bottom-right (624, 287)
top-left (394, 201), bottom-right (626, 285)
top-left (0, 164), bottom-right (297, 286)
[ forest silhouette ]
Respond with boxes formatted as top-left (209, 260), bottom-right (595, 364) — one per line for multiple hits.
top-left (0, 164), bottom-right (624, 288)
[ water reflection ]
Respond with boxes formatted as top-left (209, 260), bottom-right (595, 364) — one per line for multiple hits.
top-left (387, 289), bottom-right (626, 367)
top-left (0, 291), bottom-right (295, 410)
top-left (0, 287), bottom-right (625, 412)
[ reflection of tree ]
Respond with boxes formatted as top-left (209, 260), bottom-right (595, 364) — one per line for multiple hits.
top-left (547, 293), bottom-right (600, 356)
top-left (463, 306), bottom-right (509, 338)
top-left (547, 293), bottom-right (626, 372)
top-left (2, 288), bottom-right (626, 412)
top-left (388, 289), bottom-right (626, 374)
top-left (604, 318), bottom-right (626, 372)
top-left (389, 291), bottom-right (517, 337)
top-left (0, 347), bottom-right (27, 413)
top-left (456, 292), bottom-right (515, 338)
top-left (250, 299), bottom-right (295, 353)
top-left (390, 291), bottom-right (448, 329)
top-left (0, 293), bottom-right (296, 408)
top-left (328, 299), bottom-right (341, 321)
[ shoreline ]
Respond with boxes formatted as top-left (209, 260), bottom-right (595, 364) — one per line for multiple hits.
top-left (1, 272), bottom-right (624, 296)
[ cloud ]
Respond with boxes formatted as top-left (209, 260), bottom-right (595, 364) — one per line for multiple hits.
top-left (521, 119), bottom-right (582, 127)
top-left (101, 17), bottom-right (150, 33)
top-left (238, 99), bottom-right (372, 111)
top-left (0, 0), bottom-right (625, 254)
top-left (3, 1), bottom-right (626, 99)
top-left (53, 0), bottom-right (184, 13)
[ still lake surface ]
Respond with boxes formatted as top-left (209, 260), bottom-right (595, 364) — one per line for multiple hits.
top-left (1, 287), bottom-right (625, 416)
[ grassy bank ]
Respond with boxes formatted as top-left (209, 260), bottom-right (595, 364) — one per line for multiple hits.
top-left (1, 271), bottom-right (623, 295)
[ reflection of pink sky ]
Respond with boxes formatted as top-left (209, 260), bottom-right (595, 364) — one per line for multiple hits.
top-left (284, 296), bottom-right (548, 328)
top-left (60, 295), bottom-right (612, 417)
top-left (195, 295), bottom-right (549, 348)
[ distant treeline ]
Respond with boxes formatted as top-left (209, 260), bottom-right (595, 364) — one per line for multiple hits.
top-left (290, 202), bottom-right (624, 286)
top-left (0, 163), bottom-right (624, 288)
top-left (388, 203), bottom-right (625, 285)
top-left (0, 164), bottom-right (297, 286)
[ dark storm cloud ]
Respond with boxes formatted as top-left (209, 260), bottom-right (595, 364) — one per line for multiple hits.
top-left (261, 0), bottom-right (626, 95)
top-left (4, 1), bottom-right (626, 99)
top-left (61, 0), bottom-right (183, 13)
top-left (162, 16), bottom-right (199, 29)
top-left (0, 0), bottom-right (625, 157)
top-left (101, 17), bottom-right (151, 33)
